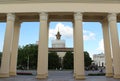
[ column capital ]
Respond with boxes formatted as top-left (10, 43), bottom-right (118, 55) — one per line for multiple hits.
top-left (108, 13), bottom-right (117, 22)
top-left (7, 13), bottom-right (15, 21)
top-left (39, 12), bottom-right (48, 21)
top-left (74, 12), bottom-right (83, 21)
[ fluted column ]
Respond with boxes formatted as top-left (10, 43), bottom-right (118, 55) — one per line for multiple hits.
top-left (9, 21), bottom-right (21, 76)
top-left (74, 12), bottom-right (85, 80)
top-left (36, 12), bottom-right (48, 79)
top-left (108, 13), bottom-right (120, 78)
top-left (101, 19), bottom-right (113, 77)
top-left (73, 22), bottom-right (76, 77)
top-left (0, 13), bottom-right (15, 77)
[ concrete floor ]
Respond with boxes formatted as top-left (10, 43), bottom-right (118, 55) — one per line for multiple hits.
top-left (0, 71), bottom-right (120, 81)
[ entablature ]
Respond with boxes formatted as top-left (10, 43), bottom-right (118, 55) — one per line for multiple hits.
top-left (0, 12), bottom-right (120, 22)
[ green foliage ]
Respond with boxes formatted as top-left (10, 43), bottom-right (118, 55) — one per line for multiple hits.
top-left (17, 44), bottom-right (38, 70)
top-left (17, 44), bottom-right (92, 70)
top-left (88, 73), bottom-right (105, 76)
top-left (17, 72), bottom-right (33, 75)
top-left (62, 51), bottom-right (92, 69)
top-left (63, 51), bottom-right (73, 69)
top-left (84, 51), bottom-right (92, 67)
top-left (48, 52), bottom-right (60, 69)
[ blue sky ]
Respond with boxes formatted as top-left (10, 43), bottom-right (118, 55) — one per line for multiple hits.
top-left (0, 22), bottom-right (120, 58)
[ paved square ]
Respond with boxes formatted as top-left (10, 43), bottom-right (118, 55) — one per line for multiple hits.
top-left (0, 71), bottom-right (120, 81)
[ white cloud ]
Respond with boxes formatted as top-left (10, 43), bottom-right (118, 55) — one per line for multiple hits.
top-left (49, 23), bottom-right (73, 39)
top-left (49, 23), bottom-right (96, 41)
top-left (96, 39), bottom-right (104, 53)
top-left (83, 30), bottom-right (96, 41)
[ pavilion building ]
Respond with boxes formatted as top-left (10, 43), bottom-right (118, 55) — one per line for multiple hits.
top-left (51, 30), bottom-right (66, 58)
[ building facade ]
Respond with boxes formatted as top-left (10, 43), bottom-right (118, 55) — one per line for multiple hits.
top-left (52, 31), bottom-right (65, 48)
top-left (93, 53), bottom-right (105, 67)
top-left (51, 30), bottom-right (66, 58)
top-left (0, 0), bottom-right (120, 80)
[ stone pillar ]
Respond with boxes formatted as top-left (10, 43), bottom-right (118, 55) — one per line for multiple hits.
top-left (0, 13), bottom-right (15, 77)
top-left (36, 12), bottom-right (48, 79)
top-left (108, 13), bottom-right (120, 78)
top-left (9, 21), bottom-right (21, 76)
top-left (73, 22), bottom-right (76, 77)
top-left (46, 21), bottom-right (49, 77)
top-left (101, 19), bottom-right (113, 77)
top-left (74, 12), bottom-right (85, 80)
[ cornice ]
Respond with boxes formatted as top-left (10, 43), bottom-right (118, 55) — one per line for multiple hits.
top-left (0, 0), bottom-right (120, 4)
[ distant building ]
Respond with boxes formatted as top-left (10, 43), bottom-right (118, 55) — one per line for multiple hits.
top-left (93, 53), bottom-right (105, 67)
top-left (51, 30), bottom-right (66, 58)
top-left (36, 30), bottom-right (73, 57)
top-left (52, 31), bottom-right (65, 48)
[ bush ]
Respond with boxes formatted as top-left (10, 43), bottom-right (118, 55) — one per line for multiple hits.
top-left (17, 72), bottom-right (33, 75)
top-left (88, 73), bottom-right (105, 76)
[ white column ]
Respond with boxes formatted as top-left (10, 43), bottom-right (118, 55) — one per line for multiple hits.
top-left (108, 13), bottom-right (120, 78)
top-left (74, 12), bottom-right (85, 80)
top-left (101, 19), bottom-right (113, 77)
top-left (36, 12), bottom-right (48, 79)
top-left (73, 22), bottom-right (76, 77)
top-left (9, 21), bottom-right (21, 76)
top-left (46, 22), bottom-right (50, 77)
top-left (0, 13), bottom-right (15, 77)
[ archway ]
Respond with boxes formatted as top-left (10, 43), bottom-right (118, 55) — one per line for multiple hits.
top-left (17, 22), bottom-right (39, 75)
top-left (48, 21), bottom-right (74, 78)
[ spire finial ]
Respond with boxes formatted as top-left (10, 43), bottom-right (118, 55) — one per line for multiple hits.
top-left (56, 27), bottom-right (61, 40)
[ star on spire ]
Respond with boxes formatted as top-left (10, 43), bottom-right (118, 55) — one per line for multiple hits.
top-left (56, 27), bottom-right (61, 40)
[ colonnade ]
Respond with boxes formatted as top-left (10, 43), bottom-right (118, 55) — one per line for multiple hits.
top-left (0, 12), bottom-right (120, 80)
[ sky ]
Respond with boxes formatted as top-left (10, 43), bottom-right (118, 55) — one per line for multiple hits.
top-left (0, 22), bottom-right (120, 58)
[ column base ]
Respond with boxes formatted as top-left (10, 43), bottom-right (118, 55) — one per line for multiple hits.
top-left (10, 72), bottom-right (16, 76)
top-left (46, 73), bottom-right (48, 77)
top-left (114, 74), bottom-right (120, 79)
top-left (36, 74), bottom-right (47, 79)
top-left (0, 73), bottom-right (9, 77)
top-left (106, 73), bottom-right (113, 77)
top-left (75, 75), bottom-right (85, 80)
top-left (73, 73), bottom-right (76, 77)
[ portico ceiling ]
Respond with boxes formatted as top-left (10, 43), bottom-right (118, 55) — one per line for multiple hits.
top-left (0, 0), bottom-right (120, 4)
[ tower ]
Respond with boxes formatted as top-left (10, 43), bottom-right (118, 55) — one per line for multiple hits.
top-left (52, 30), bottom-right (65, 48)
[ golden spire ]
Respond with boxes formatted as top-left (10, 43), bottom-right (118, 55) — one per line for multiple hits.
top-left (56, 27), bottom-right (61, 40)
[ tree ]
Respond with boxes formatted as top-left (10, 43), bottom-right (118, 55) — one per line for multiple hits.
top-left (17, 44), bottom-right (38, 70)
top-left (84, 51), bottom-right (92, 67)
top-left (17, 47), bottom-right (27, 69)
top-left (62, 51), bottom-right (92, 70)
top-left (63, 51), bottom-right (73, 69)
top-left (48, 52), bottom-right (60, 69)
